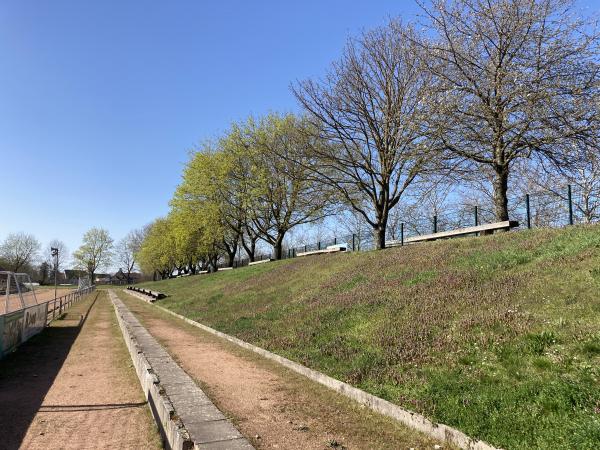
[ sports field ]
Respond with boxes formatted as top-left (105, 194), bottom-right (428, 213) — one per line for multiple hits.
top-left (0, 288), bottom-right (75, 315)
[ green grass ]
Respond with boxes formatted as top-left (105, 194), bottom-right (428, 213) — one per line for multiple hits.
top-left (138, 224), bottom-right (600, 449)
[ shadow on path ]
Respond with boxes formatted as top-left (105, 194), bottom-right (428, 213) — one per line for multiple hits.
top-left (0, 292), bottom-right (99, 450)
top-left (37, 402), bottom-right (147, 412)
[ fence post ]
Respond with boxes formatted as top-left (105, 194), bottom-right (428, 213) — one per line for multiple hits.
top-left (433, 215), bottom-right (438, 234)
top-left (304, 244), bottom-right (307, 253)
top-left (400, 223), bottom-right (404, 246)
top-left (567, 184), bottom-right (574, 225)
top-left (334, 237), bottom-right (337, 245)
top-left (474, 206), bottom-right (479, 227)
top-left (352, 234), bottom-right (356, 251)
top-left (318, 241), bottom-right (321, 250)
top-left (526, 194), bottom-right (531, 229)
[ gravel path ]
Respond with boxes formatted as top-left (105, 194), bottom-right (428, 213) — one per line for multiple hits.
top-left (0, 291), bottom-right (161, 450)
top-left (118, 290), bottom-right (443, 450)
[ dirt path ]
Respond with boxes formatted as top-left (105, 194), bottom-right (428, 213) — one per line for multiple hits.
top-left (117, 290), bottom-right (443, 450)
top-left (0, 291), bottom-right (161, 450)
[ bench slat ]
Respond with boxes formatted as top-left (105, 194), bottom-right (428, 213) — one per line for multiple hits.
top-left (297, 247), bottom-right (345, 257)
top-left (387, 220), bottom-right (519, 247)
top-left (248, 259), bottom-right (273, 266)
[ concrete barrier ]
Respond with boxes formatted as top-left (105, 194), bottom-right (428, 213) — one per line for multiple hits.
top-left (138, 295), bottom-right (500, 450)
top-left (110, 291), bottom-right (192, 449)
top-left (111, 290), bottom-right (253, 450)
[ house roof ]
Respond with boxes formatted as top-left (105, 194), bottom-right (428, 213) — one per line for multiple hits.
top-left (112, 269), bottom-right (142, 279)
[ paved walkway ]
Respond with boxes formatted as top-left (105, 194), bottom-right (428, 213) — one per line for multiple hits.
top-left (118, 290), bottom-right (443, 450)
top-left (0, 291), bottom-right (161, 450)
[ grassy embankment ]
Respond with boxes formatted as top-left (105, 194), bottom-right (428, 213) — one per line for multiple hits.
top-left (138, 225), bottom-right (600, 449)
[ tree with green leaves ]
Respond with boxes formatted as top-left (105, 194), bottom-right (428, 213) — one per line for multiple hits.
top-left (219, 126), bottom-right (263, 262)
top-left (137, 218), bottom-right (177, 279)
top-left (243, 113), bottom-right (332, 259)
top-left (171, 148), bottom-right (236, 269)
top-left (72, 227), bottom-right (113, 284)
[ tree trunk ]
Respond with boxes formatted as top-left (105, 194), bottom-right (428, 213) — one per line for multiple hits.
top-left (206, 255), bottom-right (217, 272)
top-left (493, 166), bottom-right (510, 221)
top-left (227, 251), bottom-right (236, 267)
top-left (242, 237), bottom-right (257, 262)
top-left (374, 225), bottom-right (386, 250)
top-left (273, 233), bottom-right (285, 260)
top-left (373, 205), bottom-right (389, 250)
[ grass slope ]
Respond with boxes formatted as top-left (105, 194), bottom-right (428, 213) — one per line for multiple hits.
top-left (139, 225), bottom-right (600, 449)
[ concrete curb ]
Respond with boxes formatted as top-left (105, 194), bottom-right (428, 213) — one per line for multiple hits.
top-left (110, 291), bottom-right (193, 450)
top-left (111, 290), bottom-right (254, 450)
top-left (130, 291), bottom-right (500, 450)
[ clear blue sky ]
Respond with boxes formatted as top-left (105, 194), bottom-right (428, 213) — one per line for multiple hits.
top-left (0, 1), bottom-right (597, 265)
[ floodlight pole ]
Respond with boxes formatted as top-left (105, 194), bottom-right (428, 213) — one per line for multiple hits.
top-left (51, 247), bottom-right (59, 301)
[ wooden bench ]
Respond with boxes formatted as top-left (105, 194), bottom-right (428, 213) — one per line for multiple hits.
top-left (386, 220), bottom-right (519, 247)
top-left (248, 259), bottom-right (274, 266)
top-left (127, 286), bottom-right (166, 300)
top-left (297, 244), bottom-right (347, 257)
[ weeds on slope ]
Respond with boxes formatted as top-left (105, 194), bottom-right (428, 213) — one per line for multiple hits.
top-left (139, 224), bottom-right (600, 449)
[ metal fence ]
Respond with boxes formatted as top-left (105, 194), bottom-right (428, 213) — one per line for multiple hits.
top-left (0, 280), bottom-right (96, 358)
top-left (220, 183), bottom-right (598, 265)
top-left (46, 285), bottom-right (96, 324)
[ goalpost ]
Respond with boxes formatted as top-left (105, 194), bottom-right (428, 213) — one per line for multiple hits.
top-left (78, 275), bottom-right (92, 291)
top-left (0, 271), bottom-right (38, 315)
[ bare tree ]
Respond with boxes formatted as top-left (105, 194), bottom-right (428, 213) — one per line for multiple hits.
top-left (0, 232), bottom-right (40, 272)
top-left (116, 229), bottom-right (145, 282)
top-left (517, 144), bottom-right (600, 224)
top-left (419, 0), bottom-right (600, 221)
top-left (338, 208), bottom-right (371, 250)
top-left (294, 21), bottom-right (435, 249)
top-left (45, 239), bottom-right (69, 282)
top-left (566, 148), bottom-right (600, 222)
top-left (73, 228), bottom-right (114, 284)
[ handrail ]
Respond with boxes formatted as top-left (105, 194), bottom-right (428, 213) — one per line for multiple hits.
top-left (46, 286), bottom-right (96, 324)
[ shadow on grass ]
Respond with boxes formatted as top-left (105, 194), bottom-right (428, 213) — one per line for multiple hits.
top-left (0, 292), bottom-right (99, 450)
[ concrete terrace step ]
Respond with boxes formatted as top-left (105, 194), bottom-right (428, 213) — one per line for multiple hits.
top-left (108, 290), bottom-right (254, 450)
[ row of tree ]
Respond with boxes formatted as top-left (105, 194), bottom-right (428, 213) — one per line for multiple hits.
top-left (0, 227), bottom-right (145, 285)
top-left (0, 233), bottom-right (69, 283)
top-left (137, 0), bottom-right (600, 277)
top-left (137, 114), bottom-right (330, 278)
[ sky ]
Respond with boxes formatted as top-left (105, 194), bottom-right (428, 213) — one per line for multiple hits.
top-left (1, 0), bottom-right (598, 268)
